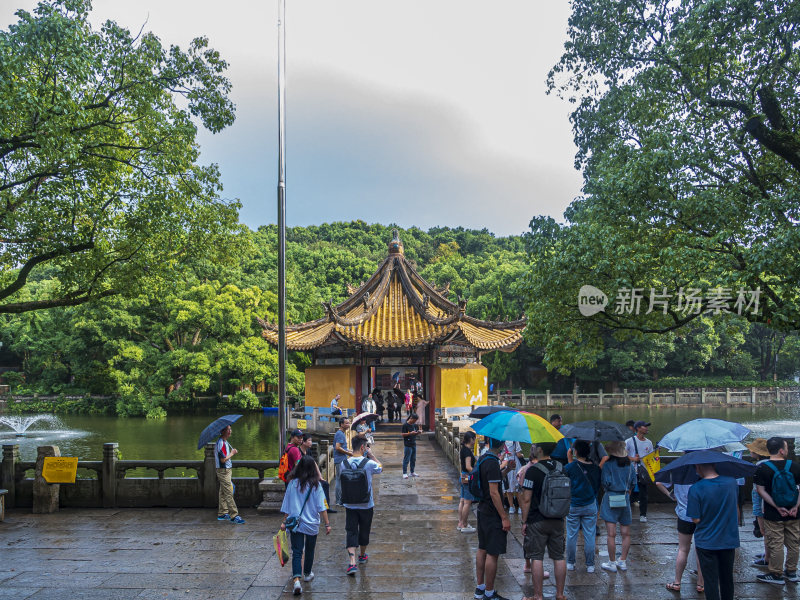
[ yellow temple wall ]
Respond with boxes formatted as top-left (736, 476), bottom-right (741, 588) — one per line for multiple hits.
top-left (434, 363), bottom-right (488, 409)
top-left (304, 366), bottom-right (357, 409)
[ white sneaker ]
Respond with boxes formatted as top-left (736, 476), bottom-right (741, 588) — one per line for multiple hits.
top-left (639, 516), bottom-right (647, 523)
top-left (293, 579), bottom-right (302, 595)
top-left (616, 559), bottom-right (627, 571)
top-left (601, 562), bottom-right (617, 573)
top-left (460, 525), bottom-right (476, 533)
top-left (403, 474), bottom-right (409, 479)
top-left (410, 472), bottom-right (419, 477)
top-left (587, 566), bottom-right (595, 573)
top-left (566, 563), bottom-right (575, 571)
top-left (303, 572), bottom-right (314, 582)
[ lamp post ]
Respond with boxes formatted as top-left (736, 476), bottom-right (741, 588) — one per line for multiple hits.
top-left (277, 0), bottom-right (287, 453)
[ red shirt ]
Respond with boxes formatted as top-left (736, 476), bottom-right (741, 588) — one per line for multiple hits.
top-left (285, 443), bottom-right (303, 472)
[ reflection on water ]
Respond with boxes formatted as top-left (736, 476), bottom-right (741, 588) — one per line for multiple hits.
top-left (1, 403), bottom-right (797, 462)
top-left (0, 412), bottom-right (280, 462)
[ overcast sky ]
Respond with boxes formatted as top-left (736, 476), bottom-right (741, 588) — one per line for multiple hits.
top-left (3, 0), bottom-right (583, 237)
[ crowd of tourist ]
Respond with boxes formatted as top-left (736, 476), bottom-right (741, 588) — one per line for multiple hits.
top-left (456, 415), bottom-right (799, 600)
top-left (214, 409), bottom-right (798, 600)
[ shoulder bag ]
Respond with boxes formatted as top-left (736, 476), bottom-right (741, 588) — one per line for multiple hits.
top-left (285, 485), bottom-right (314, 533)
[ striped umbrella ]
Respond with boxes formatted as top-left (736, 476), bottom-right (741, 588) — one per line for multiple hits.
top-left (470, 410), bottom-right (564, 444)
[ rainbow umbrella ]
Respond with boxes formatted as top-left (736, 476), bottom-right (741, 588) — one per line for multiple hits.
top-left (470, 410), bottom-right (564, 444)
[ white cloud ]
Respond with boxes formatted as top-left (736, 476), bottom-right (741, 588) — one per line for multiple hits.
top-left (2, 0), bottom-right (583, 236)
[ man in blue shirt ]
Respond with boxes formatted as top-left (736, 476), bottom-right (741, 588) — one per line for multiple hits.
top-left (333, 418), bottom-right (352, 506)
top-left (342, 436), bottom-right (382, 575)
top-left (686, 464), bottom-right (740, 600)
top-left (330, 393), bottom-right (342, 415)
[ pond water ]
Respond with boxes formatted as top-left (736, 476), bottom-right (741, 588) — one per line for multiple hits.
top-left (0, 412), bottom-right (279, 462)
top-left (1, 404), bottom-right (799, 462)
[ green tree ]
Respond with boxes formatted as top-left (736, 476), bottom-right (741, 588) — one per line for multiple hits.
top-left (0, 0), bottom-right (241, 314)
top-left (536, 0), bottom-right (800, 341)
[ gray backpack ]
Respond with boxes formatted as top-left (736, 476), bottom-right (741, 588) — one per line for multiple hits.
top-left (534, 462), bottom-right (571, 518)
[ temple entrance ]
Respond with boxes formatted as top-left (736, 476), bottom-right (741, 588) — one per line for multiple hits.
top-left (366, 366), bottom-right (432, 429)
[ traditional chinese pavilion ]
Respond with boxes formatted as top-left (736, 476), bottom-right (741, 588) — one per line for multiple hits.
top-left (259, 231), bottom-right (525, 427)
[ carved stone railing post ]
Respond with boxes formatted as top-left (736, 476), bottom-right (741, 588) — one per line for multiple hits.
top-left (102, 443), bottom-right (118, 508)
top-left (33, 445), bottom-right (60, 514)
top-left (1, 445), bottom-right (19, 509)
top-left (257, 478), bottom-right (284, 514)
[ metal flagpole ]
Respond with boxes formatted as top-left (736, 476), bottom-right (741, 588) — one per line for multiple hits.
top-left (277, 0), bottom-right (287, 453)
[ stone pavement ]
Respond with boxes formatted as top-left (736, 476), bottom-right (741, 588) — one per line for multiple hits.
top-left (0, 432), bottom-right (797, 599)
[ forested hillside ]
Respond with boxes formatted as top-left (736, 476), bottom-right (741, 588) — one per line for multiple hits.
top-left (1, 221), bottom-right (797, 417)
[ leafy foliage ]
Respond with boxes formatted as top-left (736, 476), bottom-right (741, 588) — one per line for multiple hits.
top-left (0, 0), bottom-right (243, 314)
top-left (524, 0), bottom-right (800, 375)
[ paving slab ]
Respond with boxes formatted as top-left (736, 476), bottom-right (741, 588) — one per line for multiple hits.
top-left (1, 431), bottom-right (794, 599)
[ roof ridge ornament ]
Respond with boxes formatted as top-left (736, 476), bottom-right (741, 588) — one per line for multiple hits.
top-left (346, 282), bottom-right (364, 295)
top-left (322, 299), bottom-right (339, 319)
top-left (388, 229), bottom-right (404, 255)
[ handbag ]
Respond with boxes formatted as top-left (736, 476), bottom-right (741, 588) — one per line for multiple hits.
top-left (608, 493), bottom-right (628, 508)
top-left (284, 486), bottom-right (313, 533)
top-left (273, 528), bottom-right (290, 566)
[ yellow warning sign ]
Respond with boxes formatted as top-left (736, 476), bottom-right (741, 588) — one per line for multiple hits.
top-left (297, 419), bottom-right (308, 429)
top-left (42, 457), bottom-right (78, 484)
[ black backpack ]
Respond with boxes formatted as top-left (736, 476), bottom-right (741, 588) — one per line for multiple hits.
top-left (340, 457), bottom-right (371, 504)
top-left (468, 453), bottom-right (500, 500)
top-left (534, 461), bottom-right (572, 518)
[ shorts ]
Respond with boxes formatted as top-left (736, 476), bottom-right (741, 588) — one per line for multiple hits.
top-left (477, 510), bottom-right (507, 556)
top-left (752, 487), bottom-right (764, 518)
top-left (505, 467), bottom-right (519, 493)
top-left (524, 519), bottom-right (565, 561)
top-left (460, 473), bottom-right (478, 501)
top-left (677, 518), bottom-right (697, 535)
top-left (599, 492), bottom-right (632, 526)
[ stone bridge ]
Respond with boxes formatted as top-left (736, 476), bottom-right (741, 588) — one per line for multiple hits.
top-left (0, 423), bottom-right (790, 599)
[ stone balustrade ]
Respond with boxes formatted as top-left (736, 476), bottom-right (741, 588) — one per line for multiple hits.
top-left (489, 385), bottom-right (798, 408)
top-left (0, 441), bottom-right (332, 512)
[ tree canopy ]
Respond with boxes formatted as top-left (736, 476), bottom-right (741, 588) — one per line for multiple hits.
top-left (0, 0), bottom-right (242, 314)
top-left (524, 0), bottom-right (800, 373)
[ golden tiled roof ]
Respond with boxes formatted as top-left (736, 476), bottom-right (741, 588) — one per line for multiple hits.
top-left (260, 232), bottom-right (526, 352)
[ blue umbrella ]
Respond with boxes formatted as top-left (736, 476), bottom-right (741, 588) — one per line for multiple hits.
top-left (197, 414), bottom-right (243, 450)
top-left (654, 449), bottom-right (756, 485)
top-left (658, 418), bottom-right (750, 452)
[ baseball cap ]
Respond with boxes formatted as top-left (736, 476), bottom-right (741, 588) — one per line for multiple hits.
top-left (290, 428), bottom-right (303, 438)
top-left (633, 421), bottom-right (651, 429)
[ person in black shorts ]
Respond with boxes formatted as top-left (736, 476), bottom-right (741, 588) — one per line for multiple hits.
top-left (475, 437), bottom-right (511, 600)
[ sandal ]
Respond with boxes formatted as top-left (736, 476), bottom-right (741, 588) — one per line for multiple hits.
top-left (696, 585), bottom-right (704, 593)
top-left (666, 582), bottom-right (681, 592)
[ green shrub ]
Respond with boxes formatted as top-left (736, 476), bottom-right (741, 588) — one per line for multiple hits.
top-left (225, 389), bottom-right (261, 411)
top-left (620, 376), bottom-right (799, 390)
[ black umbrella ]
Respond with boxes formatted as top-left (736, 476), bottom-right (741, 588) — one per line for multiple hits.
top-left (559, 420), bottom-right (630, 442)
top-left (468, 405), bottom-right (519, 420)
top-left (654, 449), bottom-right (756, 485)
top-left (197, 414), bottom-right (242, 450)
